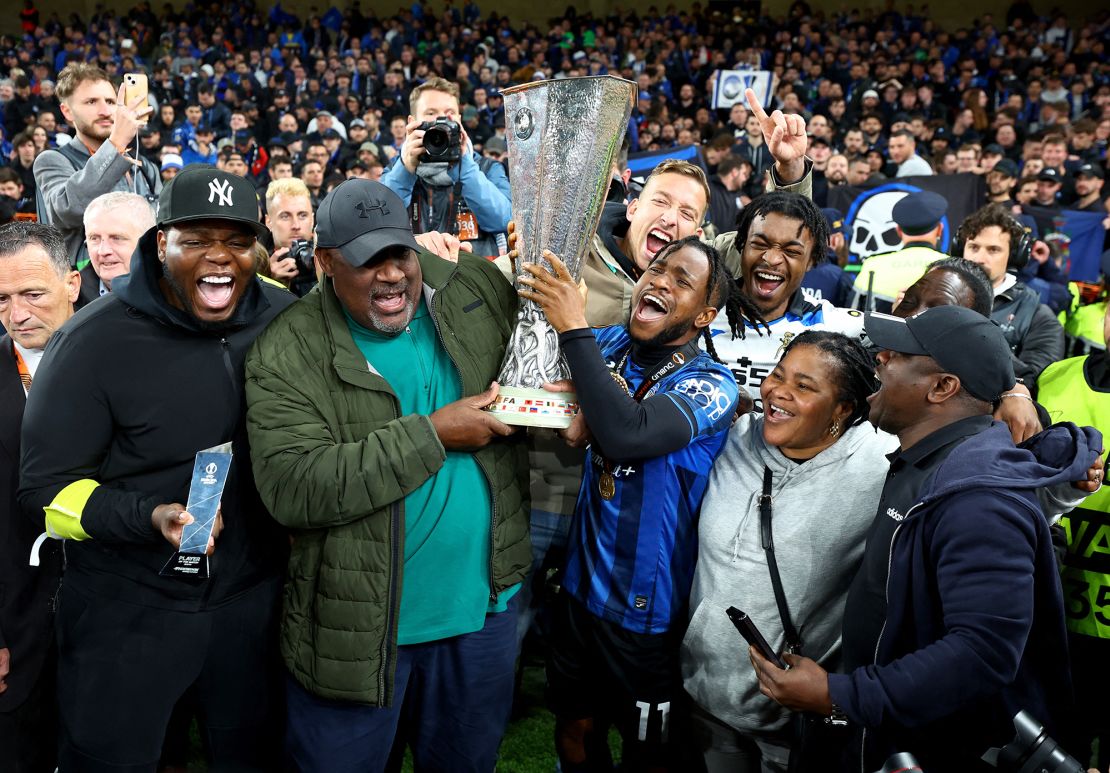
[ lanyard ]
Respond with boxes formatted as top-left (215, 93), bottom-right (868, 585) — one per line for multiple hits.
top-left (13, 341), bottom-right (32, 394)
top-left (612, 338), bottom-right (702, 403)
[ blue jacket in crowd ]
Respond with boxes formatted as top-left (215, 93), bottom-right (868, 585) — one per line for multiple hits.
top-left (380, 149), bottom-right (512, 233)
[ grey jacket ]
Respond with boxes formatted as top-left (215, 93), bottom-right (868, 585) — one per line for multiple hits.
top-left (681, 415), bottom-right (895, 734)
top-left (33, 140), bottom-right (161, 264)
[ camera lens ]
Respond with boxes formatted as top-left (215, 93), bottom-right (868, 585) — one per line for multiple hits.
top-left (424, 127), bottom-right (449, 157)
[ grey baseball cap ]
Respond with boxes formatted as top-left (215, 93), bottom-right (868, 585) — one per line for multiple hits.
top-left (314, 179), bottom-right (420, 267)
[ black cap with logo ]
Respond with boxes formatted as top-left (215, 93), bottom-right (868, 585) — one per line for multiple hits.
top-left (314, 179), bottom-right (420, 267)
top-left (1038, 167), bottom-right (1063, 184)
top-left (865, 306), bottom-right (1015, 402)
top-left (1075, 163), bottom-right (1105, 180)
top-left (157, 166), bottom-right (267, 237)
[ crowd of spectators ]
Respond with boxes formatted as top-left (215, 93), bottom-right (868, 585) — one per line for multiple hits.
top-left (3, 2), bottom-right (1110, 772)
top-left (0, 0), bottom-right (1107, 230)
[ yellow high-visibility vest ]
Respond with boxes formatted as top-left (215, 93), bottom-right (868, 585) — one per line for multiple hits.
top-left (1038, 355), bottom-right (1110, 639)
top-left (851, 245), bottom-right (948, 305)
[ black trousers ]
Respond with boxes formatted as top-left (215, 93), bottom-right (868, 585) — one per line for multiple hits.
top-left (1069, 633), bottom-right (1110, 770)
top-left (0, 644), bottom-right (58, 773)
top-left (55, 576), bottom-right (282, 773)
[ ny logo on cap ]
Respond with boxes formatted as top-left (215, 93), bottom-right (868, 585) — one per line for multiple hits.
top-left (208, 178), bottom-right (234, 207)
top-left (356, 198), bottom-right (390, 218)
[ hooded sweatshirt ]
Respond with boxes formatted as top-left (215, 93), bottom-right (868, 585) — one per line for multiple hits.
top-left (828, 420), bottom-right (1102, 770)
top-left (19, 230), bottom-right (295, 610)
top-left (682, 414), bottom-right (897, 734)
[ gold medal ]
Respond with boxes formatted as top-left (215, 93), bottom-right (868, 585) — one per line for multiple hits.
top-left (599, 471), bottom-right (616, 500)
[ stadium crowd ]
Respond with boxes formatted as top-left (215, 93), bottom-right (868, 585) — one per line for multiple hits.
top-left (1, 0), bottom-right (1110, 772)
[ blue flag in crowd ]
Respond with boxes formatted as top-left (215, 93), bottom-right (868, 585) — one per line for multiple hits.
top-left (1023, 206), bottom-right (1107, 282)
top-left (627, 144), bottom-right (707, 181)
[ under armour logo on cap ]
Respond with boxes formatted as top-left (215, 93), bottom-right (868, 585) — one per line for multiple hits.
top-left (208, 178), bottom-right (234, 206)
top-left (356, 198), bottom-right (390, 218)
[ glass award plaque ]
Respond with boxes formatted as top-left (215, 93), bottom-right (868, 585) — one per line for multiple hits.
top-left (160, 443), bottom-right (233, 580)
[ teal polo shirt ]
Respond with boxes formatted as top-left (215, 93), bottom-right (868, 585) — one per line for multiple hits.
top-left (345, 300), bottom-right (517, 645)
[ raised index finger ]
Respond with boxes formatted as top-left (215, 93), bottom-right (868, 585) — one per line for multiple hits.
top-left (745, 87), bottom-right (769, 124)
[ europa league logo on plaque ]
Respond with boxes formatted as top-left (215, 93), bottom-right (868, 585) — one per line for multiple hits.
top-left (484, 76), bottom-right (635, 429)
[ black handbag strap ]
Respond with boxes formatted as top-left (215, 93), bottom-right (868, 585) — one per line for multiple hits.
top-left (760, 466), bottom-right (802, 653)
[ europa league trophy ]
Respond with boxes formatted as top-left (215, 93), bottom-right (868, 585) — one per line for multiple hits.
top-left (485, 75), bottom-right (635, 429)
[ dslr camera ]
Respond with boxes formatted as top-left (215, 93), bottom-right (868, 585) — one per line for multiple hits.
top-left (288, 238), bottom-right (314, 273)
top-left (288, 238), bottom-right (317, 297)
top-left (418, 117), bottom-right (462, 163)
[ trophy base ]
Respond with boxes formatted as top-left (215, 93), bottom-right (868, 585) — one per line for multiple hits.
top-left (160, 551), bottom-right (209, 580)
top-left (485, 386), bottom-right (578, 429)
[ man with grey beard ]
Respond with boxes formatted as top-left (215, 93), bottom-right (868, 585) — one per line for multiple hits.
top-left (244, 179), bottom-right (530, 770)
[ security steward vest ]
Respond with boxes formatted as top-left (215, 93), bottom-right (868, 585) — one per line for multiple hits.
top-left (850, 243), bottom-right (946, 311)
top-left (1038, 355), bottom-right (1110, 639)
top-left (1064, 300), bottom-right (1107, 353)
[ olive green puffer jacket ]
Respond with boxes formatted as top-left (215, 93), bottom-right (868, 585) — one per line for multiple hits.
top-left (245, 251), bottom-right (530, 705)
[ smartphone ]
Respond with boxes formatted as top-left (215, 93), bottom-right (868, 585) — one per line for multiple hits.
top-left (123, 73), bottom-right (149, 122)
top-left (726, 606), bottom-right (787, 670)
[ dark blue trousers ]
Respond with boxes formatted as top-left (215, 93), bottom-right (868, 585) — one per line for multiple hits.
top-left (285, 596), bottom-right (519, 773)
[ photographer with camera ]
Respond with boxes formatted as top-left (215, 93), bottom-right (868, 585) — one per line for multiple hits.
top-left (381, 77), bottom-right (511, 258)
top-left (264, 178), bottom-right (318, 297)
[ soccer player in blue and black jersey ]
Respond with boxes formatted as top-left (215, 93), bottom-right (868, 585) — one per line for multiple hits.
top-left (520, 236), bottom-right (764, 772)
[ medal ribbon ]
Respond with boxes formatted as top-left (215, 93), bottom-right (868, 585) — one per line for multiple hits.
top-left (598, 338), bottom-right (702, 497)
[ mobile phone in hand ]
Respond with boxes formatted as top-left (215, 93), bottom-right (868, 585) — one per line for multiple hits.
top-left (123, 73), bottom-right (149, 122)
top-left (726, 606), bottom-right (787, 670)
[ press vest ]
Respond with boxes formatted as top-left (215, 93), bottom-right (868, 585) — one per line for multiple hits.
top-left (850, 244), bottom-right (947, 307)
top-left (1038, 355), bottom-right (1110, 640)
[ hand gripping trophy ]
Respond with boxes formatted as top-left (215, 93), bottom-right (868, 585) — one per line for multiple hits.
top-left (485, 76), bottom-right (635, 429)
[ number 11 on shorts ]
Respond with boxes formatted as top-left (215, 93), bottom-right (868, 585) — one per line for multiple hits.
top-left (635, 700), bottom-right (671, 742)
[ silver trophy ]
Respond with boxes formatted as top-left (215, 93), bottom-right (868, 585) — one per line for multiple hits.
top-left (485, 75), bottom-right (635, 429)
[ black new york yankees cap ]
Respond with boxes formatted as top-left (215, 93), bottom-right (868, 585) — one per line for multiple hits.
top-left (157, 166), bottom-right (267, 237)
top-left (314, 179), bottom-right (420, 267)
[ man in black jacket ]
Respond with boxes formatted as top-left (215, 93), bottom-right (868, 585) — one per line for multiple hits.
top-left (0, 222), bottom-right (79, 773)
top-left (19, 167), bottom-right (294, 771)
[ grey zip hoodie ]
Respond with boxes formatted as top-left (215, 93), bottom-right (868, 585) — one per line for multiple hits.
top-left (681, 414), bottom-right (896, 734)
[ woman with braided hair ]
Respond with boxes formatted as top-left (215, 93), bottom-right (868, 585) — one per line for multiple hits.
top-left (682, 330), bottom-right (894, 772)
top-left (682, 312), bottom-right (1093, 773)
